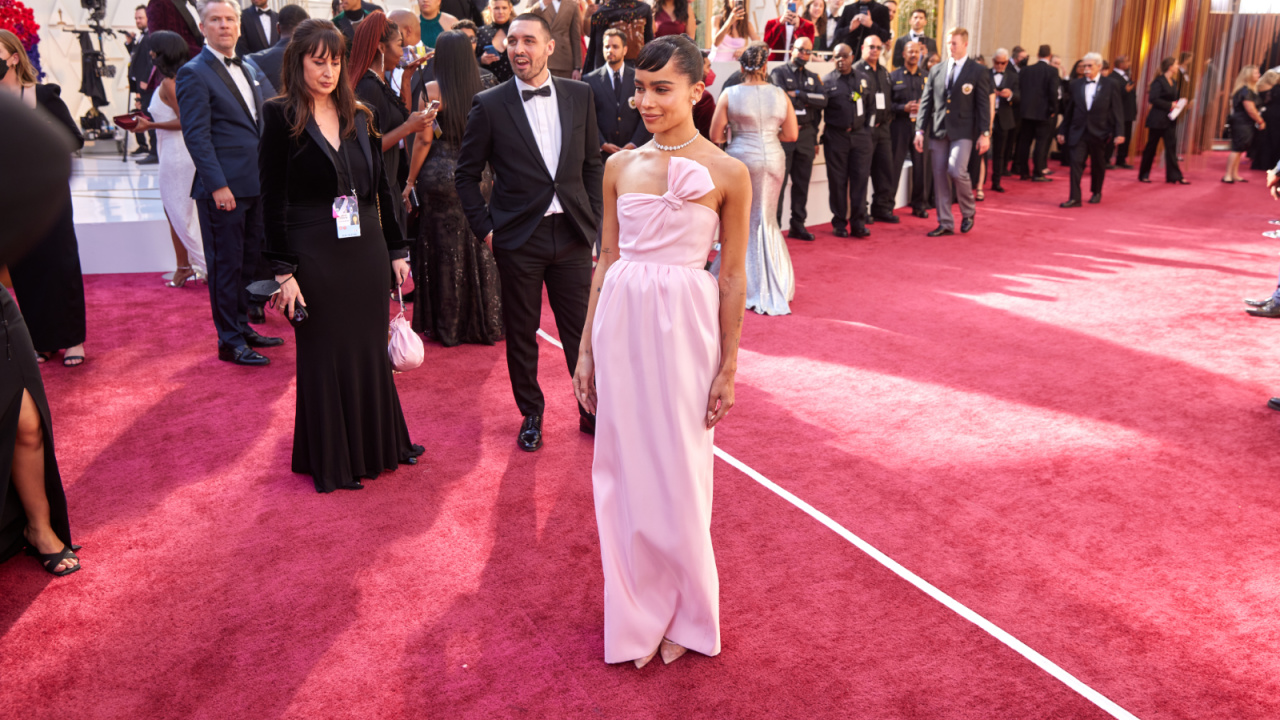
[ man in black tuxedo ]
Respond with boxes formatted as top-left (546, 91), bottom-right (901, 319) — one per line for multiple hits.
top-left (771, 36), bottom-right (826, 240)
top-left (247, 4), bottom-right (308, 92)
top-left (175, 0), bottom-right (282, 365)
top-left (988, 48), bottom-right (1019, 193)
top-left (457, 13), bottom-right (603, 452)
top-left (1013, 44), bottom-right (1058, 181)
top-left (833, 0), bottom-right (890, 55)
top-left (1107, 54), bottom-right (1138, 168)
top-left (1057, 53), bottom-right (1125, 208)
top-left (236, 0), bottom-right (278, 56)
top-left (891, 8), bottom-right (935, 68)
top-left (913, 27), bottom-right (991, 236)
top-left (584, 28), bottom-right (651, 161)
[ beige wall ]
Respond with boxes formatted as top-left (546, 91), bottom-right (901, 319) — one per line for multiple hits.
top-left (970, 0), bottom-right (1116, 64)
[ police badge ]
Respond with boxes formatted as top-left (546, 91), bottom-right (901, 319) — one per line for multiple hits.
top-left (962, 83), bottom-right (973, 95)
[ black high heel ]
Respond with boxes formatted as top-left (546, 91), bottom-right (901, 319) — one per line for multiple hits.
top-left (25, 543), bottom-right (81, 576)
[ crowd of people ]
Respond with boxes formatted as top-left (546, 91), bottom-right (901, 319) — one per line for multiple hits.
top-left (2, 0), bottom-right (1279, 674)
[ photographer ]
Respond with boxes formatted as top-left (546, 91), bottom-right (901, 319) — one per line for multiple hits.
top-left (763, 2), bottom-right (814, 60)
top-left (833, 0), bottom-right (889, 54)
top-left (125, 5), bottom-right (157, 162)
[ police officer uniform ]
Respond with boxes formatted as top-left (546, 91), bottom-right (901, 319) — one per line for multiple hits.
top-left (889, 63), bottom-right (928, 217)
top-left (822, 65), bottom-right (873, 238)
top-left (852, 57), bottom-right (897, 222)
top-left (770, 59), bottom-right (827, 239)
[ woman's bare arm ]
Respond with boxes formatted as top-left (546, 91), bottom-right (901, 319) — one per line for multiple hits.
top-left (706, 157), bottom-right (750, 428)
top-left (572, 152), bottom-right (625, 414)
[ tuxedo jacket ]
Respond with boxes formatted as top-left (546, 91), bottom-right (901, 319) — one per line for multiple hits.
top-left (456, 77), bottom-right (604, 250)
top-left (991, 64), bottom-right (1020, 131)
top-left (916, 58), bottom-right (992, 142)
top-left (175, 48), bottom-right (270, 199)
top-left (1017, 60), bottom-right (1059, 122)
top-left (528, 0), bottom-right (584, 74)
top-left (247, 37), bottom-right (289, 94)
top-left (891, 34), bottom-right (936, 69)
top-left (1144, 75), bottom-right (1179, 130)
top-left (1060, 76), bottom-right (1125, 146)
top-left (833, 0), bottom-right (890, 53)
top-left (237, 6), bottom-right (280, 56)
top-left (146, 0), bottom-right (203, 59)
top-left (1110, 70), bottom-right (1138, 122)
top-left (585, 65), bottom-right (651, 154)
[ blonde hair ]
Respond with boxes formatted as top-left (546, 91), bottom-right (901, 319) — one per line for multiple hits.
top-left (946, 27), bottom-right (968, 42)
top-left (0, 30), bottom-right (39, 86)
top-left (1232, 64), bottom-right (1259, 95)
top-left (1258, 69), bottom-right (1280, 94)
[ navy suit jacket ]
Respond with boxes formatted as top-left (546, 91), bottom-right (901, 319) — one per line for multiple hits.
top-left (584, 65), bottom-right (650, 157)
top-left (247, 37), bottom-right (289, 93)
top-left (175, 47), bottom-right (272, 199)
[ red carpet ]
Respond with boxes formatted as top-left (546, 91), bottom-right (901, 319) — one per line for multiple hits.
top-left (3, 154), bottom-right (1279, 719)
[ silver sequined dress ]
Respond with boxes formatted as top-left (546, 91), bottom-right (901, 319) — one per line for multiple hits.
top-left (711, 83), bottom-right (795, 316)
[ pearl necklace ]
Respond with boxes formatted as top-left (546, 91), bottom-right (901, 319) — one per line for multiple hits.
top-left (653, 133), bottom-right (699, 152)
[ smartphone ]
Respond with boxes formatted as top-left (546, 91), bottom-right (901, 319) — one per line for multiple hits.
top-left (483, 44), bottom-right (497, 56)
top-left (408, 187), bottom-right (420, 210)
top-left (787, 1), bottom-right (796, 12)
top-left (425, 99), bottom-right (441, 114)
top-left (401, 47), bottom-right (415, 66)
top-left (734, 0), bottom-right (744, 10)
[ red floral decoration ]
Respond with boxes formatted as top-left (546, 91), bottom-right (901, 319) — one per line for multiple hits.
top-left (0, 0), bottom-right (42, 79)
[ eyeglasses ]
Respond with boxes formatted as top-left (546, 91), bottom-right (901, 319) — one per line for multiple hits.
top-left (867, 44), bottom-right (883, 50)
top-left (796, 48), bottom-right (812, 55)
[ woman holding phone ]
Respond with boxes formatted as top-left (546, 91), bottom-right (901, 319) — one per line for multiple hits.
top-left (475, 0), bottom-right (514, 82)
top-left (711, 0), bottom-right (758, 61)
top-left (259, 19), bottom-right (424, 492)
top-left (403, 31), bottom-right (503, 346)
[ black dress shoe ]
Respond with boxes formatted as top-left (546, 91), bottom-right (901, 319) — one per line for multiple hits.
top-left (850, 223), bottom-right (870, 238)
top-left (130, 146), bottom-right (151, 156)
top-left (1104, 163), bottom-right (1116, 170)
top-left (1088, 193), bottom-right (1102, 204)
top-left (1268, 398), bottom-right (1280, 412)
top-left (960, 216), bottom-right (975, 233)
top-left (1019, 175), bottom-right (1032, 181)
top-left (517, 415), bottom-right (543, 452)
top-left (832, 226), bottom-right (849, 238)
top-left (926, 226), bottom-right (954, 237)
top-left (579, 414), bottom-right (596, 435)
top-left (1245, 297), bottom-right (1275, 307)
top-left (864, 215), bottom-right (875, 225)
top-left (135, 155), bottom-right (159, 165)
top-left (1170, 178), bottom-right (1191, 185)
top-left (991, 185), bottom-right (1006, 193)
top-left (1116, 163), bottom-right (1133, 169)
top-left (218, 344), bottom-right (270, 366)
top-left (1060, 199), bottom-right (1082, 208)
top-left (244, 328), bottom-right (284, 348)
top-left (1137, 177), bottom-right (1152, 183)
top-left (911, 208), bottom-right (929, 219)
top-left (788, 228), bottom-right (816, 241)
top-left (1247, 300), bottom-right (1280, 318)
top-left (248, 305), bottom-right (267, 325)
top-left (872, 213), bottom-right (900, 224)
top-left (1032, 176), bottom-right (1053, 183)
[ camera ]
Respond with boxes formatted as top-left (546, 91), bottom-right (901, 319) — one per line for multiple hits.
top-left (81, 0), bottom-right (106, 23)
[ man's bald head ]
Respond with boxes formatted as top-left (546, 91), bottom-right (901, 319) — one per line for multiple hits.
top-left (388, 9), bottom-right (420, 46)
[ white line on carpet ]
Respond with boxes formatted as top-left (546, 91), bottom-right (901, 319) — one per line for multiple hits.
top-left (535, 328), bottom-right (1137, 719)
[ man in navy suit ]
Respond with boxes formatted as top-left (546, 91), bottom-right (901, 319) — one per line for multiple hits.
top-left (176, 0), bottom-right (282, 366)
top-left (1056, 52), bottom-right (1125, 208)
top-left (584, 29), bottom-right (650, 162)
top-left (247, 4), bottom-right (309, 92)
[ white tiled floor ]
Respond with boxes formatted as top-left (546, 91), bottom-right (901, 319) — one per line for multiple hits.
top-left (70, 155), bottom-right (167, 224)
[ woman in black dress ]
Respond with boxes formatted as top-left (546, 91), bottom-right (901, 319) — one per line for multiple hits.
top-left (260, 20), bottom-right (424, 493)
top-left (1250, 70), bottom-right (1280, 172)
top-left (1223, 65), bottom-right (1264, 184)
top-left (350, 11), bottom-right (431, 237)
top-left (0, 66), bottom-right (82, 576)
top-left (0, 30), bottom-right (87, 368)
top-left (402, 31), bottom-right (503, 346)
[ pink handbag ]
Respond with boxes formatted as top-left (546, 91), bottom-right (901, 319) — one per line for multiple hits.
top-left (388, 286), bottom-right (424, 372)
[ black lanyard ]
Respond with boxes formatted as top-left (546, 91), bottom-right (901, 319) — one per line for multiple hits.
top-left (333, 135), bottom-right (358, 199)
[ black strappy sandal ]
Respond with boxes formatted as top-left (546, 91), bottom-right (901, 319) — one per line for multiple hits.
top-left (26, 544), bottom-right (81, 576)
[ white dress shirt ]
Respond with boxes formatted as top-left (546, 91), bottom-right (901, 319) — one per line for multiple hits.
top-left (514, 74), bottom-right (564, 214)
top-left (993, 71), bottom-right (1004, 104)
top-left (258, 10), bottom-right (273, 44)
top-left (206, 42), bottom-right (257, 121)
top-left (1084, 77), bottom-right (1098, 111)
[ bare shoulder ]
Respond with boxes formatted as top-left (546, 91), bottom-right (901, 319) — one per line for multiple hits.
top-left (605, 146), bottom-right (642, 175)
top-left (693, 143), bottom-right (748, 192)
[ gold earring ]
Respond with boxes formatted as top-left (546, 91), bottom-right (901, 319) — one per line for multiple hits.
top-left (628, 96), bottom-right (636, 109)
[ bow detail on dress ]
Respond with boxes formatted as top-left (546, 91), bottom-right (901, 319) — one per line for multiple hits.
top-left (660, 157), bottom-right (716, 210)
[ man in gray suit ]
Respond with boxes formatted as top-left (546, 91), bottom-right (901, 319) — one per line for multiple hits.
top-left (525, 0), bottom-right (583, 79)
top-left (913, 27), bottom-right (992, 236)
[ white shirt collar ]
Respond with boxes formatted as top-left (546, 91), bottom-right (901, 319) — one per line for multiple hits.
top-left (206, 41), bottom-right (236, 61)
top-left (515, 74), bottom-right (554, 95)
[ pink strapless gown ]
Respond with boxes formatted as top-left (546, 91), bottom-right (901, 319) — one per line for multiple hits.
top-left (591, 157), bottom-right (723, 663)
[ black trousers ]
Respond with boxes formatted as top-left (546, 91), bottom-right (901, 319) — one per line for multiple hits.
top-left (990, 125), bottom-right (1012, 188)
top-left (969, 143), bottom-right (987, 192)
top-left (1109, 120), bottom-right (1133, 165)
top-left (1014, 118), bottom-right (1055, 177)
top-left (1139, 125), bottom-right (1182, 181)
top-left (1005, 115), bottom-right (1021, 171)
top-left (868, 124), bottom-right (896, 217)
top-left (492, 214), bottom-right (592, 420)
top-left (196, 196), bottom-right (264, 349)
top-left (890, 117), bottom-right (930, 211)
top-left (824, 128), bottom-right (872, 230)
top-left (1068, 135), bottom-right (1110, 201)
top-left (777, 123), bottom-right (818, 232)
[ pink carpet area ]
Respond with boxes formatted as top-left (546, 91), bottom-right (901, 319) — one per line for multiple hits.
top-left (3, 153), bottom-right (1280, 719)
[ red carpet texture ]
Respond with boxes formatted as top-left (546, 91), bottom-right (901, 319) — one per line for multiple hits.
top-left (2, 154), bottom-right (1278, 719)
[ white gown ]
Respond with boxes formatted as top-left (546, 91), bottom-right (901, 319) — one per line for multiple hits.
top-left (148, 88), bottom-right (206, 274)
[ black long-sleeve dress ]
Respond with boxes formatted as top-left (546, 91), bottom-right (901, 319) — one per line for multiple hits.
top-left (584, 0), bottom-right (654, 73)
top-left (1251, 88), bottom-right (1280, 171)
top-left (354, 70), bottom-right (411, 237)
top-left (9, 84), bottom-right (87, 355)
top-left (259, 99), bottom-right (422, 493)
top-left (0, 89), bottom-right (78, 564)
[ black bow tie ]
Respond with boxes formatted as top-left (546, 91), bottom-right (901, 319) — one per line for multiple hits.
top-left (256, 7), bottom-right (269, 13)
top-left (224, 56), bottom-right (243, 67)
top-left (1086, 78), bottom-right (1096, 84)
top-left (522, 85), bottom-right (551, 101)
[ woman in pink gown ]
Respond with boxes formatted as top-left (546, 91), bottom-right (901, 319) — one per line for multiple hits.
top-left (574, 35), bottom-right (751, 669)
